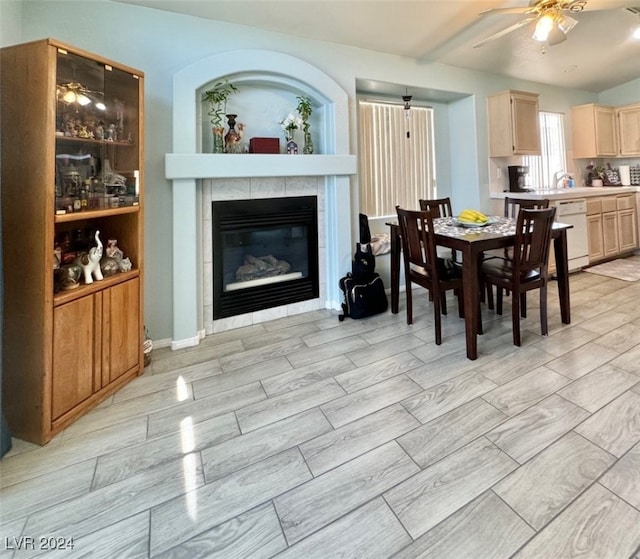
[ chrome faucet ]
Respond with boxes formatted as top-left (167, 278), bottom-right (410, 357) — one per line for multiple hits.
top-left (554, 170), bottom-right (573, 189)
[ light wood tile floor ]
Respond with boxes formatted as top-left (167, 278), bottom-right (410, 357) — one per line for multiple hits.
top-left (2, 270), bottom-right (640, 558)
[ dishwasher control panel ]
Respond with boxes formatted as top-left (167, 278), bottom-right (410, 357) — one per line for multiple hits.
top-left (555, 198), bottom-right (586, 216)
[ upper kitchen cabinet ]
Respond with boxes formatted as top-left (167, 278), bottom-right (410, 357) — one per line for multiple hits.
top-left (487, 90), bottom-right (541, 157)
top-left (571, 103), bottom-right (618, 159)
top-left (1, 38), bottom-right (144, 444)
top-left (617, 103), bottom-right (640, 157)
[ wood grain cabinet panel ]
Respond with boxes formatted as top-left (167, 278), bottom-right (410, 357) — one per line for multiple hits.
top-left (52, 295), bottom-right (97, 420)
top-left (105, 278), bottom-right (141, 385)
top-left (602, 211), bottom-right (619, 258)
top-left (487, 90), bottom-right (540, 157)
top-left (571, 104), bottom-right (618, 159)
top-left (617, 103), bottom-right (640, 157)
top-left (587, 213), bottom-right (604, 263)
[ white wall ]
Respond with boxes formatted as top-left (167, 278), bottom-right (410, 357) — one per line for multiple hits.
top-left (6, 0), bottom-right (629, 342)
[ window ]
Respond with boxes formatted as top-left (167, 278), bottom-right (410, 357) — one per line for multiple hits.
top-left (358, 101), bottom-right (436, 217)
top-left (524, 111), bottom-right (567, 189)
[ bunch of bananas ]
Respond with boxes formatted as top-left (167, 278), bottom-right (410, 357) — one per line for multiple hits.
top-left (458, 209), bottom-right (489, 224)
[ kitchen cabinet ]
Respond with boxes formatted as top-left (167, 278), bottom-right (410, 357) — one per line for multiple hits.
top-left (617, 103), bottom-right (640, 157)
top-left (585, 194), bottom-right (637, 264)
top-left (487, 90), bottom-right (541, 157)
top-left (571, 103), bottom-right (618, 159)
top-left (617, 194), bottom-right (638, 251)
top-left (602, 201), bottom-right (619, 258)
top-left (1, 39), bottom-right (145, 444)
top-left (586, 198), bottom-right (604, 262)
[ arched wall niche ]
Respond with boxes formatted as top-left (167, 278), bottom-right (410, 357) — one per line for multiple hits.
top-left (196, 72), bottom-right (334, 155)
top-left (167, 49), bottom-right (356, 349)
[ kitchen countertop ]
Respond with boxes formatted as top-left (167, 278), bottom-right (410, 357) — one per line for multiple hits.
top-left (490, 186), bottom-right (639, 200)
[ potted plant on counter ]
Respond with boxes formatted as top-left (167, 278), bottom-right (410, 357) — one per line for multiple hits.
top-left (202, 79), bottom-right (239, 153)
top-left (587, 163), bottom-right (605, 186)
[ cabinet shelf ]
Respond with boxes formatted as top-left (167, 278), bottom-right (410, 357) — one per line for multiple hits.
top-left (55, 204), bottom-right (139, 223)
top-left (54, 269), bottom-right (140, 306)
top-left (56, 136), bottom-right (135, 148)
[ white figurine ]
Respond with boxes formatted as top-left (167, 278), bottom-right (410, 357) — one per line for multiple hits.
top-left (79, 230), bottom-right (104, 284)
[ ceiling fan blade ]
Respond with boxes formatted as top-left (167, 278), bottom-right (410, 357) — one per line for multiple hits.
top-left (479, 6), bottom-right (534, 16)
top-left (473, 17), bottom-right (537, 48)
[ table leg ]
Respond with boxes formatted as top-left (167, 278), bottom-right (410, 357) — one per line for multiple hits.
top-left (390, 225), bottom-right (400, 314)
top-left (553, 230), bottom-right (571, 324)
top-left (461, 246), bottom-right (480, 360)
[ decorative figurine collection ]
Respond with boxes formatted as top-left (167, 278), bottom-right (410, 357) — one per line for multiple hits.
top-left (53, 229), bottom-right (132, 292)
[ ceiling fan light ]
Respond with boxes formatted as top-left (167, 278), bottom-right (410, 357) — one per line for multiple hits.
top-left (547, 25), bottom-right (567, 46)
top-left (557, 14), bottom-right (578, 34)
top-left (76, 93), bottom-right (91, 106)
top-left (533, 13), bottom-right (555, 42)
top-left (62, 89), bottom-right (77, 104)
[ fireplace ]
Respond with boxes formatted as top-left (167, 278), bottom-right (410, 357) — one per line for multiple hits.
top-left (167, 49), bottom-right (356, 348)
top-left (212, 196), bottom-right (319, 319)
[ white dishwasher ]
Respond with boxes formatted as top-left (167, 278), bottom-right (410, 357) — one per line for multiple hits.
top-left (555, 198), bottom-right (589, 271)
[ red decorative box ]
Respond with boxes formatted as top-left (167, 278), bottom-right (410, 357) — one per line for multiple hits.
top-left (249, 137), bottom-right (280, 154)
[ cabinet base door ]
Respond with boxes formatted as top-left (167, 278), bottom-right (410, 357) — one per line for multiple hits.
top-left (52, 296), bottom-right (96, 420)
top-left (106, 278), bottom-right (140, 384)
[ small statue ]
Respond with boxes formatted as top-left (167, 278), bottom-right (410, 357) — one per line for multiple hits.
top-left (77, 230), bottom-right (104, 284)
top-left (106, 238), bottom-right (124, 261)
top-left (118, 257), bottom-right (132, 272)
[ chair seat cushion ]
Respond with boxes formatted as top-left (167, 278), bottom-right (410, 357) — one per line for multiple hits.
top-left (481, 256), bottom-right (540, 282)
top-left (437, 257), bottom-right (462, 280)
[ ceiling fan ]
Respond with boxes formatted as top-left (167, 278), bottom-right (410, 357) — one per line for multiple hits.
top-left (473, 0), bottom-right (601, 48)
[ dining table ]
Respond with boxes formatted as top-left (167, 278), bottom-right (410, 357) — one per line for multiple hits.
top-left (387, 215), bottom-right (573, 360)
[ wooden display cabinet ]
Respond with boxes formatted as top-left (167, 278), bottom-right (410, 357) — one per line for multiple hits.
top-left (487, 90), bottom-right (541, 157)
top-left (1, 39), bottom-right (145, 444)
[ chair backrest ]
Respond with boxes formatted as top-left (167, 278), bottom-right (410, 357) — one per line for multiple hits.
top-left (419, 197), bottom-right (453, 218)
top-left (396, 206), bottom-right (439, 280)
top-left (504, 196), bottom-right (549, 218)
top-left (513, 207), bottom-right (557, 277)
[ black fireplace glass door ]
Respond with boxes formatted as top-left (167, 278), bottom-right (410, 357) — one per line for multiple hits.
top-left (212, 196), bottom-right (319, 319)
top-left (222, 224), bottom-right (310, 292)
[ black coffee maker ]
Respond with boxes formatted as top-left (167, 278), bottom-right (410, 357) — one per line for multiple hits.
top-left (508, 165), bottom-right (531, 192)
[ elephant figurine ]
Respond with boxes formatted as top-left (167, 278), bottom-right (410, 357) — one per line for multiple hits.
top-left (78, 230), bottom-right (104, 284)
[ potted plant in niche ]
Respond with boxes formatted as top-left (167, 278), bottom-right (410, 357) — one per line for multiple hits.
top-left (296, 95), bottom-right (314, 154)
top-left (202, 79), bottom-right (239, 153)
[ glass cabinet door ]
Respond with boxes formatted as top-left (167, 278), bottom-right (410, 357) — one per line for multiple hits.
top-left (55, 48), bottom-right (140, 214)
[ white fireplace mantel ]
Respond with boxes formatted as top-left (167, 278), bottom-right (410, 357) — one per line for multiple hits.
top-left (168, 49), bottom-right (355, 349)
top-left (165, 154), bottom-right (357, 179)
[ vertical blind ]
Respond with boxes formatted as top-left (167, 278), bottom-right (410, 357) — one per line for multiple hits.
top-left (524, 111), bottom-right (567, 189)
top-left (358, 101), bottom-right (436, 217)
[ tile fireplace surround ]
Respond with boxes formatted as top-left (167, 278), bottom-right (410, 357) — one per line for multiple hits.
top-left (166, 50), bottom-right (357, 349)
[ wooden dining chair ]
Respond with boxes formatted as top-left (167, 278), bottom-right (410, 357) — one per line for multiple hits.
top-left (481, 206), bottom-right (557, 346)
top-left (419, 197), bottom-right (454, 218)
top-left (484, 197), bottom-right (550, 310)
top-left (396, 206), bottom-right (464, 345)
top-left (419, 197), bottom-right (457, 263)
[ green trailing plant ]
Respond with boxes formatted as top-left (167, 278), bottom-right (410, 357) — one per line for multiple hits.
top-left (202, 79), bottom-right (239, 129)
top-left (296, 95), bottom-right (312, 132)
